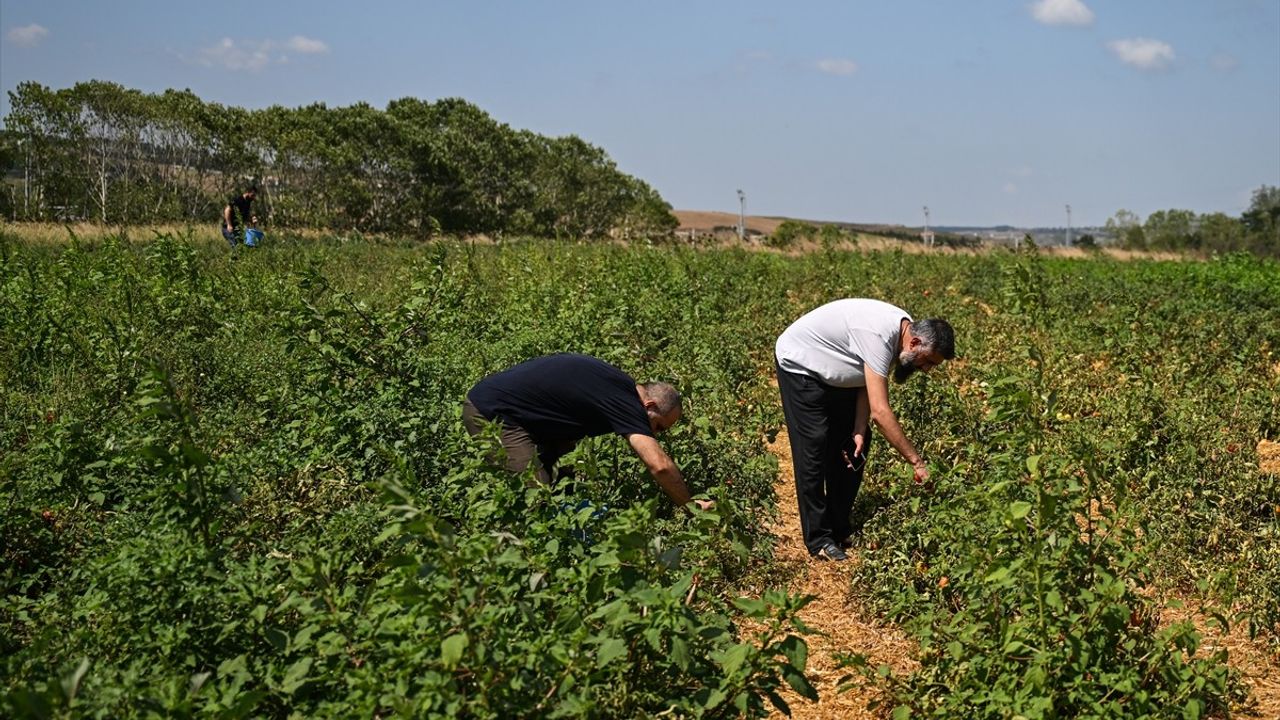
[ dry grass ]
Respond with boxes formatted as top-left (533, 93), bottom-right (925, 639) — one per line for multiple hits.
top-left (673, 210), bottom-right (786, 237)
top-left (1156, 598), bottom-right (1280, 718)
top-left (3, 218), bottom-right (1201, 264)
top-left (0, 222), bottom-right (366, 245)
top-left (1259, 439), bottom-right (1280, 475)
top-left (0, 222), bottom-right (210, 245)
top-left (671, 210), bottom-right (1196, 262)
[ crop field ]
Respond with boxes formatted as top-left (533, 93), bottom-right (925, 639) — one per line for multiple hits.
top-left (2, 229), bottom-right (1278, 718)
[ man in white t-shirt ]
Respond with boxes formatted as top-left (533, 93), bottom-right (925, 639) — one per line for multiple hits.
top-left (774, 299), bottom-right (955, 561)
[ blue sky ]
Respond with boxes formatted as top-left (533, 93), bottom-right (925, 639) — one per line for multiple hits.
top-left (2, 0), bottom-right (1277, 227)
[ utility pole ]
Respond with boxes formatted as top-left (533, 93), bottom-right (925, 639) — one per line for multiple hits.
top-left (736, 189), bottom-right (746, 242)
top-left (922, 205), bottom-right (934, 248)
top-left (1065, 204), bottom-right (1073, 247)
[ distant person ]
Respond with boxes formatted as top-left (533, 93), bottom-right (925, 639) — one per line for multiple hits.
top-left (244, 215), bottom-right (264, 247)
top-left (463, 353), bottom-right (712, 510)
top-left (222, 185), bottom-right (258, 246)
top-left (775, 299), bottom-right (955, 561)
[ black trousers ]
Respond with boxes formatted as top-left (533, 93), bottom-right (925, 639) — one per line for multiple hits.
top-left (776, 363), bottom-right (872, 555)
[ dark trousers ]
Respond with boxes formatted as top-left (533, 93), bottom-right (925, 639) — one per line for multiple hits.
top-left (462, 398), bottom-right (575, 485)
top-left (776, 364), bottom-right (872, 554)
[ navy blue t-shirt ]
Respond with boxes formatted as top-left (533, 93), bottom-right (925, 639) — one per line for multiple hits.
top-left (226, 193), bottom-right (253, 230)
top-left (467, 354), bottom-right (654, 443)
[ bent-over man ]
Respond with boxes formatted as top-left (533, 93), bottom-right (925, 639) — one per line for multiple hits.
top-left (463, 353), bottom-right (711, 509)
top-left (775, 299), bottom-right (954, 561)
top-left (222, 185), bottom-right (257, 246)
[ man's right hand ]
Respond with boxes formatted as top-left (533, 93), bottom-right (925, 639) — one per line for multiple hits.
top-left (693, 499), bottom-right (715, 511)
top-left (912, 460), bottom-right (930, 484)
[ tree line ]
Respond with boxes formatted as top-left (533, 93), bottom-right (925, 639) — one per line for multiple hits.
top-left (1101, 186), bottom-right (1280, 257)
top-left (0, 80), bottom-right (678, 238)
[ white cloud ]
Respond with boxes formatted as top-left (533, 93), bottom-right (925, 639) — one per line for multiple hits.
top-left (1107, 38), bottom-right (1175, 71)
top-left (286, 35), bottom-right (328, 54)
top-left (7, 23), bottom-right (49, 47)
top-left (198, 38), bottom-right (272, 72)
top-left (193, 35), bottom-right (328, 72)
top-left (816, 58), bottom-right (858, 76)
top-left (1003, 183), bottom-right (1019, 195)
top-left (1209, 53), bottom-right (1238, 72)
top-left (1029, 0), bottom-right (1095, 27)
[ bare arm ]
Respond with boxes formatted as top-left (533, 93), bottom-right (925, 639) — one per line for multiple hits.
top-left (223, 205), bottom-right (233, 229)
top-left (865, 369), bottom-right (929, 481)
top-left (627, 434), bottom-right (694, 506)
top-left (852, 388), bottom-right (870, 456)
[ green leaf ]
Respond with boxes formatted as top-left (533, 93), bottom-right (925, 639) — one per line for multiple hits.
top-left (782, 666), bottom-right (818, 701)
top-left (1183, 698), bottom-right (1202, 720)
top-left (671, 636), bottom-right (691, 672)
top-left (280, 657), bottom-right (312, 695)
top-left (719, 643), bottom-right (753, 675)
top-left (441, 632), bottom-right (469, 669)
top-left (596, 637), bottom-right (628, 668)
top-left (61, 658), bottom-right (90, 701)
top-left (732, 597), bottom-right (768, 617)
top-left (766, 690), bottom-right (791, 715)
top-left (892, 706), bottom-right (913, 720)
top-left (189, 671), bottom-right (211, 696)
top-left (778, 635), bottom-right (808, 670)
top-left (222, 689), bottom-right (266, 720)
top-left (1008, 501), bottom-right (1033, 520)
top-left (265, 626), bottom-right (288, 652)
top-left (1026, 455), bottom-right (1041, 476)
top-left (698, 688), bottom-right (727, 709)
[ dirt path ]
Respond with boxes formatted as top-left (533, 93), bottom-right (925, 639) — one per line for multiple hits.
top-left (1159, 604), bottom-right (1280, 718)
top-left (760, 426), bottom-right (917, 719)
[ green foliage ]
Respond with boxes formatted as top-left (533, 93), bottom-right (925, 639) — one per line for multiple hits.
top-left (2, 231), bottom-right (1276, 716)
top-left (2, 82), bottom-right (677, 238)
top-left (1105, 191), bottom-right (1280, 257)
top-left (1, 231), bottom-right (800, 717)
top-left (767, 220), bottom-right (819, 248)
top-left (845, 351), bottom-right (1240, 717)
top-left (1106, 209), bottom-right (1146, 249)
top-left (765, 222), bottom-right (858, 251)
top-left (838, 248), bottom-right (1276, 716)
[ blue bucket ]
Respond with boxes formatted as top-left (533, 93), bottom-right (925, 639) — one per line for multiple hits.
top-left (244, 228), bottom-right (264, 247)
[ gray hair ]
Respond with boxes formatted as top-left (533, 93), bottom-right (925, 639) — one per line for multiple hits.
top-left (909, 318), bottom-right (956, 359)
top-left (640, 382), bottom-right (683, 415)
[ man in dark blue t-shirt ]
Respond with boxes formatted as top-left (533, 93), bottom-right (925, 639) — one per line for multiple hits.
top-left (463, 353), bottom-right (710, 509)
top-left (222, 185), bottom-right (257, 245)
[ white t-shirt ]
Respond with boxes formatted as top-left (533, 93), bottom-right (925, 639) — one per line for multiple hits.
top-left (775, 299), bottom-right (911, 388)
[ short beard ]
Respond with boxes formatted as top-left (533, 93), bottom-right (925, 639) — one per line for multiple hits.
top-left (892, 351), bottom-right (920, 384)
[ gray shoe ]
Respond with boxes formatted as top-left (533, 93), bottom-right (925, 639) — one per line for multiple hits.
top-left (814, 541), bottom-right (848, 561)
